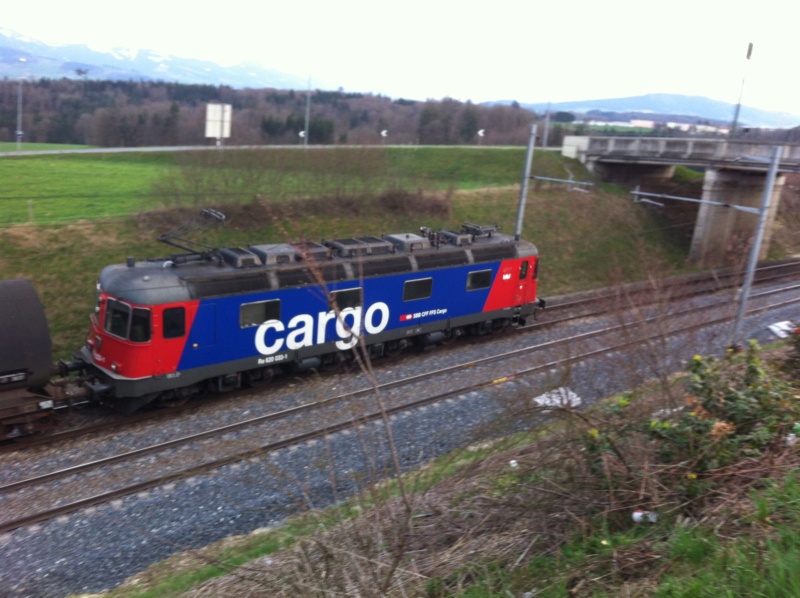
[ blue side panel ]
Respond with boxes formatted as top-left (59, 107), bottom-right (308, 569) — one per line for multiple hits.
top-left (188, 303), bottom-right (217, 349)
top-left (177, 262), bottom-right (502, 371)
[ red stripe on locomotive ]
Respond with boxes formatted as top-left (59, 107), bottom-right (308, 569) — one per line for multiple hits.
top-left (481, 258), bottom-right (538, 313)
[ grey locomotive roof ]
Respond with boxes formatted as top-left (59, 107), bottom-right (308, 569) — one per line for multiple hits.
top-left (99, 226), bottom-right (538, 306)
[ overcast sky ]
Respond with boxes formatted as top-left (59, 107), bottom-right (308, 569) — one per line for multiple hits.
top-left (5, 0), bottom-right (800, 114)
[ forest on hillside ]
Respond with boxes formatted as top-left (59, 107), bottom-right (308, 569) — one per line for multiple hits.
top-left (0, 78), bottom-right (551, 148)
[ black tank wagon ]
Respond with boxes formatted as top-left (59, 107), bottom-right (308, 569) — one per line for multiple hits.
top-left (0, 279), bottom-right (59, 437)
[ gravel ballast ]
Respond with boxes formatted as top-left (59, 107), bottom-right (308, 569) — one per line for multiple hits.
top-left (0, 288), bottom-right (796, 598)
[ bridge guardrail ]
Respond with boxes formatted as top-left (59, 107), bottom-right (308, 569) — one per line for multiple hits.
top-left (576, 137), bottom-right (800, 171)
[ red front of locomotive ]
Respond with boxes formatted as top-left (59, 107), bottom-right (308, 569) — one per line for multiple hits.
top-left (86, 282), bottom-right (198, 382)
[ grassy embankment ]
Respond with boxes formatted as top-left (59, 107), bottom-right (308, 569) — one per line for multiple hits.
top-left (0, 146), bottom-right (690, 358)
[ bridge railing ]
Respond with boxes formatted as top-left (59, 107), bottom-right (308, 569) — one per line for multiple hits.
top-left (579, 136), bottom-right (800, 170)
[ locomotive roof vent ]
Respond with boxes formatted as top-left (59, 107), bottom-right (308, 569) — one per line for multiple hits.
top-left (439, 230), bottom-right (472, 246)
top-left (461, 223), bottom-right (500, 238)
top-left (292, 242), bottom-right (331, 262)
top-left (219, 247), bottom-right (262, 268)
top-left (383, 232), bottom-right (431, 253)
top-left (357, 236), bottom-right (394, 255)
top-left (325, 236), bottom-right (393, 258)
top-left (248, 242), bottom-right (331, 265)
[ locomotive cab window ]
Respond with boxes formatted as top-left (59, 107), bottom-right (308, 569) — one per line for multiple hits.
top-left (240, 299), bottom-right (281, 328)
top-left (403, 278), bottom-right (433, 301)
top-left (466, 269), bottom-right (493, 291)
top-left (163, 307), bottom-right (186, 338)
top-left (130, 308), bottom-right (151, 343)
top-left (103, 299), bottom-right (150, 342)
top-left (519, 260), bottom-right (529, 280)
top-left (104, 299), bottom-right (130, 338)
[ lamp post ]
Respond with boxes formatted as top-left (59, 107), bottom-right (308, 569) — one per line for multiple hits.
top-left (730, 42), bottom-right (753, 136)
top-left (16, 77), bottom-right (24, 152)
top-left (16, 57), bottom-right (27, 152)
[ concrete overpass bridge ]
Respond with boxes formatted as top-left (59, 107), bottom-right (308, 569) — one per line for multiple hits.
top-left (562, 136), bottom-right (800, 266)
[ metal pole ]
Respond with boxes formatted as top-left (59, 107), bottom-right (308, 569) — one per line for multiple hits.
top-left (730, 42), bottom-right (753, 136)
top-left (542, 103), bottom-right (551, 148)
top-left (515, 124), bottom-right (537, 241)
top-left (303, 79), bottom-right (311, 148)
top-left (16, 78), bottom-right (23, 152)
top-left (729, 145), bottom-right (780, 348)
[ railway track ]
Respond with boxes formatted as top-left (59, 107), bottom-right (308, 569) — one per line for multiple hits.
top-left (2, 276), bottom-right (798, 534)
top-left (3, 257), bottom-right (799, 456)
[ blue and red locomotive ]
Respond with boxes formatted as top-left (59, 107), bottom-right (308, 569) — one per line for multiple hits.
top-left (1, 214), bottom-right (544, 435)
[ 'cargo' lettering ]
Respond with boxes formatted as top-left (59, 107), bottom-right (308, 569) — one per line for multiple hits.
top-left (255, 302), bottom-right (390, 356)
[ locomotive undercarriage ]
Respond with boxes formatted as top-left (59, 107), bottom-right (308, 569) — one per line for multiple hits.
top-left (115, 310), bottom-right (528, 414)
top-left (1, 290), bottom-right (544, 439)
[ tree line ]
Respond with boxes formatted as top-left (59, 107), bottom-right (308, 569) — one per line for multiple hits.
top-left (0, 78), bottom-right (552, 148)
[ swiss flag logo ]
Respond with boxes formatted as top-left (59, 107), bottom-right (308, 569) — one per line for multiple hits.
top-left (400, 314), bottom-right (413, 322)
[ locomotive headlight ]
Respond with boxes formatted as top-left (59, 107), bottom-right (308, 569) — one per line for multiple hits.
top-left (111, 363), bottom-right (119, 372)
top-left (38, 400), bottom-right (54, 410)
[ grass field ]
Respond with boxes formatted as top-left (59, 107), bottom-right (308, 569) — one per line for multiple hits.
top-left (0, 142), bottom-right (89, 152)
top-left (0, 152), bottom-right (175, 224)
top-left (0, 146), bottom-right (577, 226)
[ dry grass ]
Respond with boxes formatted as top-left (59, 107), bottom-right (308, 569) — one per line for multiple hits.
top-left (98, 341), bottom-right (800, 598)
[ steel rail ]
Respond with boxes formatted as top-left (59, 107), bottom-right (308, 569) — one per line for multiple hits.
top-left (1, 282), bottom-right (797, 534)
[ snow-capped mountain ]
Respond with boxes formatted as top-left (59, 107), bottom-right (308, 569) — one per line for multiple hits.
top-left (0, 27), bottom-right (307, 89)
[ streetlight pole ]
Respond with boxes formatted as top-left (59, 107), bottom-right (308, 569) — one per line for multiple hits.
top-left (16, 78), bottom-right (23, 152)
top-left (730, 42), bottom-right (753, 136)
top-left (303, 78), bottom-right (311, 148)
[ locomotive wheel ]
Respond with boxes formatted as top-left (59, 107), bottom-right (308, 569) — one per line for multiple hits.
top-left (157, 391), bottom-right (189, 408)
top-left (244, 367), bottom-right (275, 387)
top-left (438, 327), bottom-right (464, 346)
top-left (320, 353), bottom-right (346, 372)
top-left (1, 423), bottom-right (17, 441)
top-left (384, 340), bottom-right (404, 357)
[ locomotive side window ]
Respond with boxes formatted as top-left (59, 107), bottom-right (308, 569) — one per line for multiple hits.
top-left (130, 308), bottom-right (151, 343)
top-left (330, 288), bottom-right (362, 311)
top-left (163, 307), bottom-right (186, 338)
top-left (403, 278), bottom-right (433, 301)
top-left (240, 299), bottom-right (281, 328)
top-left (466, 270), bottom-right (493, 291)
top-left (104, 299), bottom-right (131, 338)
top-left (519, 260), bottom-right (529, 280)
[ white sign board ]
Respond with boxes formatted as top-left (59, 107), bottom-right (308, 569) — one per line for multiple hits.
top-left (205, 103), bottom-right (232, 139)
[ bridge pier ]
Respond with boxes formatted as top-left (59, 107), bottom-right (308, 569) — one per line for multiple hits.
top-left (689, 168), bottom-right (785, 267)
top-left (562, 136), bottom-right (796, 268)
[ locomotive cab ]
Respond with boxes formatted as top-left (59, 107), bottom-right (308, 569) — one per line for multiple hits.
top-left (88, 286), bottom-right (190, 381)
top-left (88, 290), bottom-right (153, 378)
